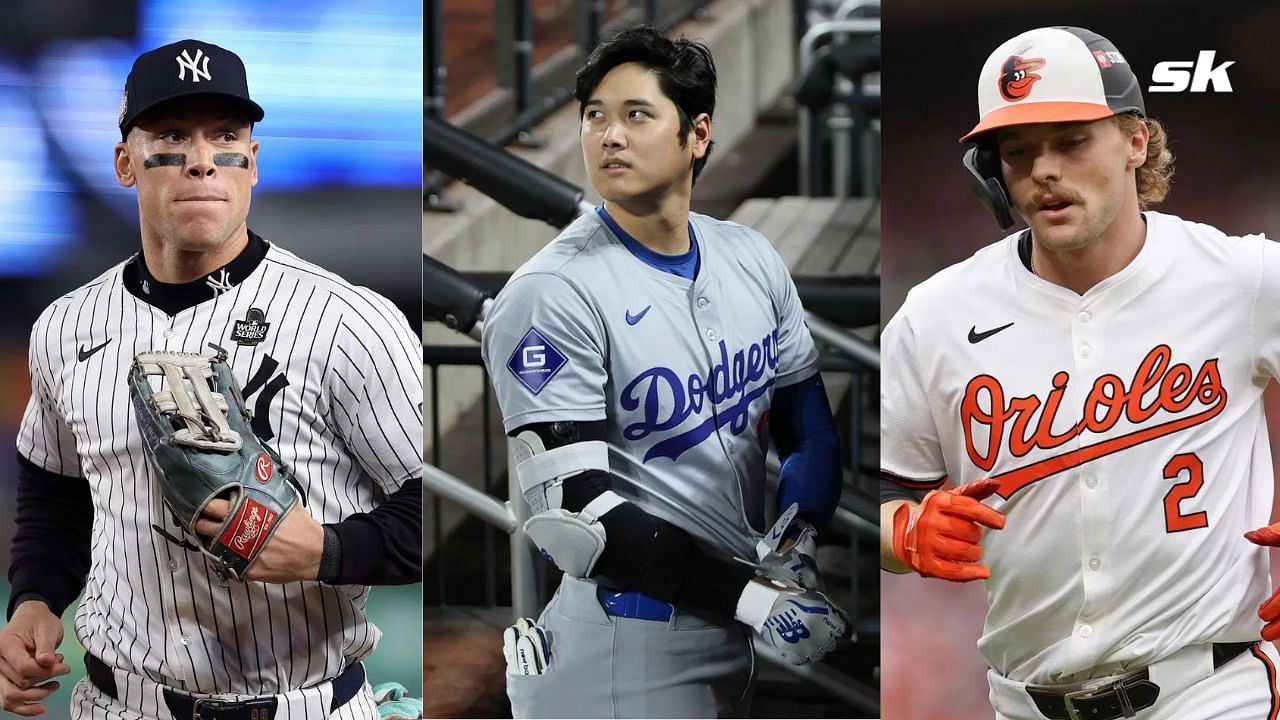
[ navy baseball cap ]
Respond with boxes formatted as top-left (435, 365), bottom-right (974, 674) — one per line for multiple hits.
top-left (118, 39), bottom-right (265, 140)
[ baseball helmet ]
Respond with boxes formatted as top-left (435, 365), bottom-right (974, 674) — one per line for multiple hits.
top-left (960, 27), bottom-right (1145, 229)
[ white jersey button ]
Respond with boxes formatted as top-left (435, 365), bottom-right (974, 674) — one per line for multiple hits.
top-left (162, 328), bottom-right (175, 339)
top-left (179, 635), bottom-right (191, 646)
top-left (1088, 557), bottom-right (1101, 570)
top-left (697, 297), bottom-right (710, 308)
top-left (1078, 624), bottom-right (1093, 638)
top-left (705, 328), bottom-right (717, 341)
top-left (1078, 311), bottom-right (1092, 323)
top-left (168, 560), bottom-right (179, 572)
top-left (1079, 344), bottom-right (1092, 358)
top-left (1085, 475), bottom-right (1098, 489)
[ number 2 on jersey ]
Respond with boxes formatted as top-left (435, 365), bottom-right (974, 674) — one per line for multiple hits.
top-left (1163, 453), bottom-right (1209, 533)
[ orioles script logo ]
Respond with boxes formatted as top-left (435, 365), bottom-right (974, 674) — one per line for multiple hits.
top-left (1000, 55), bottom-right (1046, 102)
top-left (962, 345), bottom-right (1226, 499)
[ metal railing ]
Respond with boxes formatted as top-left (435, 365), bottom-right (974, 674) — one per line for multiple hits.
top-left (796, 9), bottom-right (881, 197)
top-left (426, 0), bottom-right (715, 210)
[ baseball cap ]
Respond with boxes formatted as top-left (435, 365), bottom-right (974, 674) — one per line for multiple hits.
top-left (118, 39), bottom-right (265, 140)
top-left (959, 27), bottom-right (1144, 143)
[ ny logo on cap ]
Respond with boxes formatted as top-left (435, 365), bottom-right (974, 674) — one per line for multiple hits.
top-left (176, 48), bottom-right (212, 83)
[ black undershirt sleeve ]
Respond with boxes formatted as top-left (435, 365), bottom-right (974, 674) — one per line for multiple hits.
top-left (880, 478), bottom-right (925, 504)
top-left (319, 479), bottom-right (422, 586)
top-left (8, 454), bottom-right (92, 620)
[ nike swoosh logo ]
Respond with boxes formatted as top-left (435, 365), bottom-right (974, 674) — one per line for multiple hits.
top-left (77, 339), bottom-right (113, 362)
top-left (968, 322), bottom-right (1015, 344)
top-left (625, 306), bottom-right (651, 326)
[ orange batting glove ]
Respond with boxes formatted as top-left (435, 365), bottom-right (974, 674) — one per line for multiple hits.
top-left (1244, 523), bottom-right (1280, 641)
top-left (891, 478), bottom-right (1006, 582)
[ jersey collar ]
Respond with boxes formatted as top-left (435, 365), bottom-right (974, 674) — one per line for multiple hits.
top-left (123, 230), bottom-right (269, 316)
top-left (596, 205), bottom-right (700, 279)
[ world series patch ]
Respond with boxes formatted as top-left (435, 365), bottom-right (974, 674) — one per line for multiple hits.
top-left (507, 327), bottom-right (568, 394)
top-left (232, 308), bottom-right (270, 346)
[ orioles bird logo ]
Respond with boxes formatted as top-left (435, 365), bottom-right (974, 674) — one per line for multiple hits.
top-left (999, 55), bottom-right (1046, 102)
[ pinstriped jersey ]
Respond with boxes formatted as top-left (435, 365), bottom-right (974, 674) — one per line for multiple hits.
top-left (17, 240), bottom-right (422, 695)
top-left (481, 210), bottom-right (819, 561)
top-left (881, 212), bottom-right (1277, 687)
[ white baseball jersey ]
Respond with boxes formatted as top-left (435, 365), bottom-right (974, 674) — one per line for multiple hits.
top-left (882, 211), bottom-right (1278, 686)
top-left (481, 210), bottom-right (819, 561)
top-left (17, 238), bottom-right (422, 696)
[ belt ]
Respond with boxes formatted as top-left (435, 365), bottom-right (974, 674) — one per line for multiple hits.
top-left (597, 588), bottom-right (674, 622)
top-left (86, 653), bottom-right (364, 719)
top-left (1025, 641), bottom-right (1254, 720)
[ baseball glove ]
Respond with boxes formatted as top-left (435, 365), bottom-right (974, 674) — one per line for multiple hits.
top-left (128, 343), bottom-right (299, 580)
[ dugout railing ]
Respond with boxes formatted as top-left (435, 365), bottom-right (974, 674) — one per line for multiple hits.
top-left (426, 0), bottom-right (717, 213)
top-left (795, 6), bottom-right (881, 198)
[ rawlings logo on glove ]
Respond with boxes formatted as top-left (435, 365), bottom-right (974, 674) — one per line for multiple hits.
top-left (128, 344), bottom-right (299, 581)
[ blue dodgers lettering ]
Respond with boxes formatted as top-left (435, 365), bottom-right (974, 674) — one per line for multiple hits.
top-left (622, 329), bottom-right (781, 461)
top-left (507, 327), bottom-right (569, 394)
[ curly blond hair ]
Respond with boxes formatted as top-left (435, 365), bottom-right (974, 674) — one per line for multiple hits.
top-left (1115, 113), bottom-right (1173, 208)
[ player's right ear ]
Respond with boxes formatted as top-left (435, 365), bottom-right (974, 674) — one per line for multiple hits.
top-left (114, 141), bottom-right (136, 188)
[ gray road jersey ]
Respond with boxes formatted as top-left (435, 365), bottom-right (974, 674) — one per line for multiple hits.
top-left (482, 210), bottom-right (819, 561)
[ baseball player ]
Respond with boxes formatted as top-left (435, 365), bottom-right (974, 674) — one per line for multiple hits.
top-left (881, 26), bottom-right (1280, 720)
top-left (480, 26), bottom-right (848, 718)
top-left (0, 40), bottom-right (422, 718)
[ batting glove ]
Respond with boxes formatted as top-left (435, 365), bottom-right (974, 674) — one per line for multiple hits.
top-left (1244, 524), bottom-right (1280, 641)
top-left (891, 478), bottom-right (1006, 582)
top-left (735, 578), bottom-right (848, 665)
top-left (757, 504), bottom-right (825, 592)
top-left (502, 617), bottom-right (551, 676)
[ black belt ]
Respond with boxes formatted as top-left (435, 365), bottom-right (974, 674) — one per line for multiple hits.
top-left (1025, 641), bottom-right (1255, 720)
top-left (86, 653), bottom-right (364, 719)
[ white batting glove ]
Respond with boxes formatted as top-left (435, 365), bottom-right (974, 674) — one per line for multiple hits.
top-left (502, 617), bottom-right (551, 676)
top-left (734, 577), bottom-right (848, 665)
top-left (756, 504), bottom-right (826, 592)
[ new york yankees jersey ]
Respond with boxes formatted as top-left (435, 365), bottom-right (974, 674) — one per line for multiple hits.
top-left (481, 210), bottom-right (819, 562)
top-left (17, 236), bottom-right (422, 696)
top-left (882, 211), bottom-right (1280, 686)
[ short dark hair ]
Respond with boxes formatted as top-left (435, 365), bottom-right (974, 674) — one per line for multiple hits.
top-left (575, 25), bottom-right (717, 184)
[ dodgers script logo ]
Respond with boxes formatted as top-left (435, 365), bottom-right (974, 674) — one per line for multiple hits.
top-left (622, 328), bottom-right (780, 462)
top-left (963, 344), bottom-right (1226, 499)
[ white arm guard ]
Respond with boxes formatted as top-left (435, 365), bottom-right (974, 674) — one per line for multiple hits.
top-left (513, 429), bottom-right (624, 577)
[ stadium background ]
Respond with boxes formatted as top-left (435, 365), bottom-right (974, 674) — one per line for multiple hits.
top-left (0, 1), bottom-right (424, 717)
top-left (881, 1), bottom-right (1280, 717)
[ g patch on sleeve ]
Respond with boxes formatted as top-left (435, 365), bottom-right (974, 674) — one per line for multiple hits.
top-left (507, 327), bottom-right (569, 394)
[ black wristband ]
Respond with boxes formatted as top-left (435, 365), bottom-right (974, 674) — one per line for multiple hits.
top-left (317, 525), bottom-right (342, 583)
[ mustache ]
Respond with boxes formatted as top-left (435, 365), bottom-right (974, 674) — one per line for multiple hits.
top-left (1026, 186), bottom-right (1083, 213)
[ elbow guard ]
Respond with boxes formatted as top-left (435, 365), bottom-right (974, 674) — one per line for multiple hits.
top-left (512, 423), bottom-right (624, 577)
